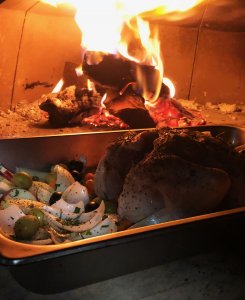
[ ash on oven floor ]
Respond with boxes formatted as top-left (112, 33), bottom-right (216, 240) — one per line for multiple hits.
top-left (0, 99), bottom-right (244, 138)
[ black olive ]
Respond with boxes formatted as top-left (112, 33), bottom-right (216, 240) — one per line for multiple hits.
top-left (68, 160), bottom-right (84, 173)
top-left (93, 197), bottom-right (102, 205)
top-left (49, 192), bottom-right (62, 205)
top-left (85, 201), bottom-right (100, 212)
top-left (71, 170), bottom-right (83, 182)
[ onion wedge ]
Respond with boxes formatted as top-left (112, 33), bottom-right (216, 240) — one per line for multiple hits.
top-left (44, 201), bottom-right (105, 232)
top-left (4, 199), bottom-right (82, 220)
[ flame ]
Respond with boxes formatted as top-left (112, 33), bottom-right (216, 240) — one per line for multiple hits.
top-left (100, 93), bottom-right (107, 109)
top-left (75, 65), bottom-right (83, 77)
top-left (87, 79), bottom-right (95, 91)
top-left (43, 0), bottom-right (204, 52)
top-left (43, 0), bottom-right (204, 102)
top-left (163, 77), bottom-right (175, 98)
top-left (52, 78), bottom-right (64, 93)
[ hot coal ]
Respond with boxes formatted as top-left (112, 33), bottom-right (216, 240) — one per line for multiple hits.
top-left (82, 109), bottom-right (129, 129)
top-left (147, 98), bottom-right (206, 127)
top-left (39, 54), bottom-right (205, 129)
top-left (39, 86), bottom-right (100, 127)
top-left (40, 83), bottom-right (156, 129)
top-left (106, 90), bottom-right (155, 128)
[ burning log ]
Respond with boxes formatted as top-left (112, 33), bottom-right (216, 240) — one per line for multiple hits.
top-left (39, 53), bottom-right (204, 129)
top-left (106, 90), bottom-right (155, 128)
top-left (40, 86), bottom-right (100, 127)
top-left (82, 51), bottom-right (170, 97)
top-left (82, 52), bottom-right (135, 90)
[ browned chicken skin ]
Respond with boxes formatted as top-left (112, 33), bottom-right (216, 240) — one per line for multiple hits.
top-left (95, 128), bottom-right (245, 223)
top-left (95, 129), bottom-right (159, 201)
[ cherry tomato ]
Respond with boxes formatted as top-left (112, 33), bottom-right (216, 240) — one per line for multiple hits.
top-left (85, 179), bottom-right (95, 195)
top-left (84, 173), bottom-right (94, 182)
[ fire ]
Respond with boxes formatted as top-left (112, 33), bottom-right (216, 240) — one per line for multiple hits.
top-left (163, 77), bottom-right (176, 98)
top-left (52, 78), bottom-right (64, 93)
top-left (44, 0), bottom-right (203, 104)
top-left (75, 65), bottom-right (83, 77)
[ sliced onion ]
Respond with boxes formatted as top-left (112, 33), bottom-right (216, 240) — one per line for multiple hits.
top-left (48, 227), bottom-right (70, 244)
top-left (29, 181), bottom-right (53, 196)
top-left (0, 204), bottom-right (25, 236)
top-left (5, 198), bottom-right (82, 220)
top-left (62, 182), bottom-right (89, 205)
top-left (51, 198), bottom-right (84, 213)
top-left (44, 200), bottom-right (105, 232)
top-left (5, 199), bottom-right (43, 214)
top-left (44, 203), bottom-right (83, 220)
top-left (81, 215), bottom-right (117, 238)
top-left (5, 188), bottom-right (36, 201)
top-left (53, 165), bottom-right (75, 192)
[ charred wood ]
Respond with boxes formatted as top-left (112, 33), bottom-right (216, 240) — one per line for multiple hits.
top-left (82, 52), bottom-right (135, 90)
top-left (82, 52), bottom-right (170, 97)
top-left (39, 86), bottom-right (101, 127)
top-left (106, 90), bottom-right (155, 129)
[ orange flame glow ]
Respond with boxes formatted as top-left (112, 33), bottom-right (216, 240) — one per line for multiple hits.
top-left (43, 0), bottom-right (204, 102)
top-left (52, 78), bottom-right (64, 93)
top-left (87, 79), bottom-right (95, 91)
top-left (163, 77), bottom-right (176, 98)
top-left (75, 65), bottom-right (83, 77)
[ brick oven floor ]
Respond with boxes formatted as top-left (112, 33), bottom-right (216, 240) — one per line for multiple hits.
top-left (1, 249), bottom-right (245, 299)
top-left (0, 99), bottom-right (244, 139)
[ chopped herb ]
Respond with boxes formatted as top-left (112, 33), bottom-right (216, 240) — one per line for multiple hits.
top-left (10, 216), bottom-right (14, 220)
top-left (55, 183), bottom-right (61, 190)
top-left (61, 218), bottom-right (80, 226)
top-left (101, 225), bottom-right (109, 228)
top-left (74, 207), bottom-right (81, 213)
top-left (84, 230), bottom-right (92, 235)
top-left (13, 189), bottom-right (19, 197)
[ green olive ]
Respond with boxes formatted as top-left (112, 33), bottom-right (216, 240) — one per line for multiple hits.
top-left (12, 172), bottom-right (32, 189)
top-left (28, 208), bottom-right (45, 226)
top-left (14, 215), bottom-right (40, 240)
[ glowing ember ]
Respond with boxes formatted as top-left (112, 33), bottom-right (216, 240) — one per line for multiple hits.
top-left (146, 98), bottom-right (206, 127)
top-left (82, 93), bottom-right (129, 129)
top-left (82, 109), bottom-right (129, 129)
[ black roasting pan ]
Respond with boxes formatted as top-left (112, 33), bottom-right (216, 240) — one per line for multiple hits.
top-left (0, 125), bottom-right (245, 294)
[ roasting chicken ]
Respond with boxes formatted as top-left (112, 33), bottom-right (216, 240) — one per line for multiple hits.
top-left (95, 128), bottom-right (245, 223)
